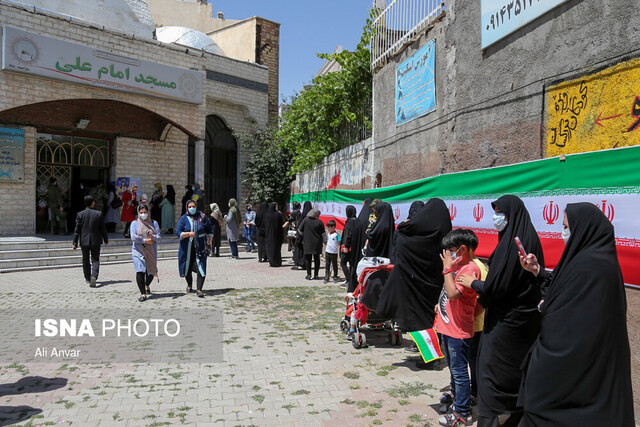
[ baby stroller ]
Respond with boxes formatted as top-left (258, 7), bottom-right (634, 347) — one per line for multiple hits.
top-left (340, 257), bottom-right (404, 349)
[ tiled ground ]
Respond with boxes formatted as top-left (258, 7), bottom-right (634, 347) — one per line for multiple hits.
top-left (0, 250), bottom-right (461, 426)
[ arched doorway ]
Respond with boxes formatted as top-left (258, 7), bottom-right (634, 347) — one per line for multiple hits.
top-left (204, 115), bottom-right (237, 206)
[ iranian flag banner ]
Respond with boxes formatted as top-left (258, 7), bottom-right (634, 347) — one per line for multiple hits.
top-left (409, 329), bottom-right (444, 363)
top-left (291, 145), bottom-right (640, 288)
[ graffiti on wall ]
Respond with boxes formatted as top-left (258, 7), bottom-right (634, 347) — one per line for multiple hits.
top-left (545, 57), bottom-right (640, 157)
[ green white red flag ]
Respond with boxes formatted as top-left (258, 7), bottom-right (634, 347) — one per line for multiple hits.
top-left (409, 329), bottom-right (444, 363)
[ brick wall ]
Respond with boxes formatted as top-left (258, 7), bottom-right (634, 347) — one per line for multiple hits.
top-left (255, 18), bottom-right (280, 123)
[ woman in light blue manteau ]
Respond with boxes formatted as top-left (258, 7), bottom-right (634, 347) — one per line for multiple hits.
top-left (176, 199), bottom-right (213, 298)
top-left (130, 204), bottom-right (160, 302)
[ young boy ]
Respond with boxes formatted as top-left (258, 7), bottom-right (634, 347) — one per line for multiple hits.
top-left (435, 229), bottom-right (482, 427)
top-left (324, 220), bottom-right (340, 282)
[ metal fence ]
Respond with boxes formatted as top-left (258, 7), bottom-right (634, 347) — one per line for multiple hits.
top-left (371, 0), bottom-right (445, 69)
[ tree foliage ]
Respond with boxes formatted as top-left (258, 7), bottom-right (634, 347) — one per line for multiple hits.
top-left (279, 14), bottom-right (374, 174)
top-left (238, 124), bottom-right (293, 209)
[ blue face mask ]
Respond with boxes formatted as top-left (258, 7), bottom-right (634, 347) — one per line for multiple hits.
top-left (188, 207), bottom-right (197, 215)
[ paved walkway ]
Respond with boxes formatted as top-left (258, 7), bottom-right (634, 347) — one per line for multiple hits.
top-left (0, 249), bottom-right (462, 426)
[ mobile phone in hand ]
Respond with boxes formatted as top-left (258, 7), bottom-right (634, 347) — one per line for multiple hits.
top-left (514, 236), bottom-right (527, 258)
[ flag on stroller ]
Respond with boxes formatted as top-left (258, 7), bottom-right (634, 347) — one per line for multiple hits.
top-left (409, 329), bottom-right (444, 363)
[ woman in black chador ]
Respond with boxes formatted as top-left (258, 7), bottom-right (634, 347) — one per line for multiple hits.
top-left (254, 202), bottom-right (269, 263)
top-left (345, 198), bottom-right (372, 292)
top-left (340, 205), bottom-right (357, 288)
top-left (263, 202), bottom-right (283, 267)
top-left (292, 201), bottom-right (312, 270)
top-left (459, 195), bottom-right (544, 427)
top-left (517, 203), bottom-right (634, 426)
top-left (376, 198), bottom-right (451, 332)
top-left (365, 201), bottom-right (395, 258)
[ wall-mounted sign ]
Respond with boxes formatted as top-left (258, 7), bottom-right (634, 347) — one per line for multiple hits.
top-left (481, 0), bottom-right (570, 49)
top-left (396, 40), bottom-right (436, 125)
top-left (0, 127), bottom-right (25, 182)
top-left (1, 26), bottom-right (203, 104)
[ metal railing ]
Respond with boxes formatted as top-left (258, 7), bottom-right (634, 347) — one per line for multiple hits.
top-left (371, 0), bottom-right (445, 69)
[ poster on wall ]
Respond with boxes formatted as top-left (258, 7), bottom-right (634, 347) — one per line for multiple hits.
top-left (116, 177), bottom-right (142, 198)
top-left (396, 40), bottom-right (436, 125)
top-left (0, 126), bottom-right (25, 182)
top-left (481, 0), bottom-right (570, 49)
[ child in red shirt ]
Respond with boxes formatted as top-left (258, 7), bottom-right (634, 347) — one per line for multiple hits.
top-left (435, 229), bottom-right (481, 426)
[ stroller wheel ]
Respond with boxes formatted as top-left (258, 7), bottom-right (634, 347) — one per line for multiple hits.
top-left (352, 332), bottom-right (367, 349)
top-left (395, 331), bottom-right (403, 346)
top-left (340, 319), bottom-right (350, 334)
top-left (388, 331), bottom-right (397, 346)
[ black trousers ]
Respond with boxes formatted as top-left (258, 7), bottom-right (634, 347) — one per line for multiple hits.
top-left (477, 412), bottom-right (522, 427)
top-left (325, 253), bottom-right (338, 278)
top-left (136, 271), bottom-right (154, 294)
top-left (81, 245), bottom-right (100, 281)
top-left (340, 251), bottom-right (350, 283)
top-left (185, 249), bottom-right (205, 291)
top-left (305, 253), bottom-right (320, 277)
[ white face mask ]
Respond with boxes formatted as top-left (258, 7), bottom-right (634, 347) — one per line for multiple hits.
top-left (561, 227), bottom-right (570, 245)
top-left (139, 213), bottom-right (148, 220)
top-left (450, 248), bottom-right (461, 261)
top-left (493, 213), bottom-right (508, 231)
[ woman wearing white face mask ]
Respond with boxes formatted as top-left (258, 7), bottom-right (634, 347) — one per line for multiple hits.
top-left (516, 203), bottom-right (633, 426)
top-left (176, 199), bottom-right (214, 297)
top-left (130, 204), bottom-right (161, 301)
top-left (458, 195), bottom-right (544, 427)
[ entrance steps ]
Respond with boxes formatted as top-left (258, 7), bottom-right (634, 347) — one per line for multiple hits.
top-left (0, 233), bottom-right (231, 273)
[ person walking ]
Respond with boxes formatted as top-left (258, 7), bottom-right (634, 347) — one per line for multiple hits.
top-left (104, 183), bottom-right (121, 233)
top-left (254, 202), bottom-right (269, 263)
top-left (285, 201), bottom-right (301, 252)
top-left (243, 204), bottom-right (256, 252)
top-left (209, 203), bottom-right (224, 257)
top-left (339, 205), bottom-right (357, 288)
top-left (225, 198), bottom-right (241, 259)
top-left (72, 195), bottom-right (109, 287)
top-left (347, 198), bottom-right (373, 292)
top-left (365, 201), bottom-right (395, 258)
top-left (176, 200), bottom-right (213, 298)
top-left (121, 184), bottom-right (138, 238)
top-left (159, 184), bottom-right (176, 234)
top-left (130, 204), bottom-right (160, 302)
top-left (292, 201), bottom-right (312, 270)
top-left (47, 176), bottom-right (67, 234)
top-left (515, 203), bottom-right (634, 426)
top-left (298, 208), bottom-right (325, 279)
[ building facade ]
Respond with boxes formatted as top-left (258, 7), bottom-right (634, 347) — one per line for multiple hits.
top-left (0, 0), bottom-right (269, 234)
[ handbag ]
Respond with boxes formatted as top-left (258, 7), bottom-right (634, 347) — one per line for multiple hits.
top-left (287, 230), bottom-right (297, 238)
top-left (111, 194), bottom-right (123, 209)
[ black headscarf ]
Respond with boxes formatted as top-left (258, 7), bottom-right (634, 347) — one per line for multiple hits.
top-left (348, 198), bottom-right (373, 291)
top-left (366, 201), bottom-right (395, 258)
top-left (481, 195), bottom-right (545, 312)
top-left (476, 195), bottom-right (544, 418)
top-left (165, 185), bottom-right (176, 206)
top-left (263, 202), bottom-right (283, 267)
top-left (518, 203), bottom-right (634, 426)
top-left (341, 205), bottom-right (357, 252)
top-left (298, 201), bottom-right (313, 228)
top-left (376, 198), bottom-right (452, 331)
top-left (407, 200), bottom-right (424, 219)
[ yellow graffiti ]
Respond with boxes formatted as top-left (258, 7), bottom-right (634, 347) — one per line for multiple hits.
top-left (545, 57), bottom-right (640, 157)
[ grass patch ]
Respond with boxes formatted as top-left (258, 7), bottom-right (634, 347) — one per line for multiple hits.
top-left (252, 394), bottom-right (265, 404)
top-left (291, 389), bottom-right (310, 395)
top-left (341, 398), bottom-right (355, 405)
top-left (386, 382), bottom-right (433, 399)
top-left (343, 371), bottom-right (360, 380)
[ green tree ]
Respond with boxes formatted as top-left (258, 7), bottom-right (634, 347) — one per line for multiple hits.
top-left (238, 124), bottom-right (293, 209)
top-left (279, 13), bottom-right (374, 174)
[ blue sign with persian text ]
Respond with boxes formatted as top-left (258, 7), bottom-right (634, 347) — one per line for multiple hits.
top-left (0, 127), bottom-right (25, 182)
top-left (481, 0), bottom-right (570, 49)
top-left (396, 40), bottom-right (436, 126)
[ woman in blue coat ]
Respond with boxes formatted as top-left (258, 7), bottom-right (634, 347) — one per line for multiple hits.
top-left (131, 204), bottom-right (161, 302)
top-left (176, 199), bottom-right (213, 297)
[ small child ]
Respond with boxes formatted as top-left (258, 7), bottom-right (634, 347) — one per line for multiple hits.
top-left (435, 228), bottom-right (482, 427)
top-left (324, 220), bottom-right (340, 282)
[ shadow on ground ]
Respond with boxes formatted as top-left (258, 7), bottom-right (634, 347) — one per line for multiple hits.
top-left (0, 376), bottom-right (67, 426)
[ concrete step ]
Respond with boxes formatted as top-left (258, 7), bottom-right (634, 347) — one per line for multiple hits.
top-left (0, 236), bottom-right (181, 251)
top-left (0, 241), bottom-right (179, 260)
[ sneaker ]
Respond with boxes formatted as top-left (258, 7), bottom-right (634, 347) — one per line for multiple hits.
top-left (440, 390), bottom-right (454, 405)
top-left (438, 412), bottom-right (472, 426)
top-left (89, 277), bottom-right (97, 288)
top-left (340, 281), bottom-right (348, 288)
top-left (345, 330), bottom-right (355, 341)
top-left (305, 275), bottom-right (312, 280)
top-left (404, 343), bottom-right (419, 353)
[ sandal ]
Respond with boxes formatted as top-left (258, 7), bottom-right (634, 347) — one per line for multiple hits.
top-left (138, 295), bottom-right (147, 302)
top-left (186, 286), bottom-right (192, 293)
top-left (196, 290), bottom-right (204, 298)
top-left (145, 287), bottom-right (152, 295)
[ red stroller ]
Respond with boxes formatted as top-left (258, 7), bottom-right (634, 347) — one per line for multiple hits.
top-left (340, 257), bottom-right (404, 349)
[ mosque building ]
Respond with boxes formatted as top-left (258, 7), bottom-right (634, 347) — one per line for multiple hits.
top-left (0, 0), bottom-right (278, 234)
